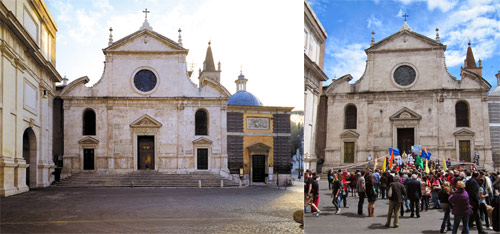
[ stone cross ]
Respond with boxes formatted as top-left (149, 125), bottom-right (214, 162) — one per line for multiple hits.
top-left (402, 13), bottom-right (409, 22)
top-left (143, 8), bottom-right (150, 19)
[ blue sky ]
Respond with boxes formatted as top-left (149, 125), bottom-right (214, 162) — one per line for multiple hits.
top-left (309, 0), bottom-right (500, 89)
top-left (45, 0), bottom-right (303, 109)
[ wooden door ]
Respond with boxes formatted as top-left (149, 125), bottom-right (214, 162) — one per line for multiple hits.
top-left (252, 155), bottom-right (266, 182)
top-left (138, 136), bottom-right (154, 170)
top-left (459, 140), bottom-right (471, 162)
top-left (344, 142), bottom-right (354, 163)
top-left (397, 128), bottom-right (414, 155)
top-left (197, 148), bottom-right (208, 170)
top-left (83, 149), bottom-right (94, 170)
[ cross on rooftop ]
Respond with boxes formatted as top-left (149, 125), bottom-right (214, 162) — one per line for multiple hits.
top-left (143, 8), bottom-right (150, 19)
top-left (402, 13), bottom-right (409, 22)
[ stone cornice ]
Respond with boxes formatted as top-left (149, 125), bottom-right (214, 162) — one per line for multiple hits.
top-left (0, 3), bottom-right (62, 82)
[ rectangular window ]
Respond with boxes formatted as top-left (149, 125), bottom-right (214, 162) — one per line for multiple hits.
top-left (23, 7), bottom-right (38, 44)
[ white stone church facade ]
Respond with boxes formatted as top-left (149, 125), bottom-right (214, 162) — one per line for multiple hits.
top-left (321, 22), bottom-right (494, 170)
top-left (58, 20), bottom-right (232, 178)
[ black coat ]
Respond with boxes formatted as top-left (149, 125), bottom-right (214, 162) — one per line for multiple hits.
top-left (406, 179), bottom-right (422, 200)
top-left (465, 177), bottom-right (480, 207)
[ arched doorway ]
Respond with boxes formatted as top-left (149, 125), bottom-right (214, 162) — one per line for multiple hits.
top-left (22, 128), bottom-right (37, 188)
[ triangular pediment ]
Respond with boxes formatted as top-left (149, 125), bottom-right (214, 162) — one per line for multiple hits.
top-left (340, 130), bottom-right (360, 139)
top-left (390, 107), bottom-right (422, 121)
top-left (78, 136), bottom-right (99, 145)
top-left (247, 142), bottom-right (271, 152)
top-left (454, 128), bottom-right (475, 136)
top-left (130, 114), bottom-right (162, 128)
top-left (192, 137), bottom-right (213, 145)
top-left (104, 29), bottom-right (187, 53)
top-left (367, 30), bottom-right (444, 52)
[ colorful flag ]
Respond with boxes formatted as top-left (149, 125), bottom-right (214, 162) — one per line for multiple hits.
top-left (389, 150), bottom-right (394, 169)
top-left (425, 159), bottom-right (430, 174)
top-left (442, 154), bottom-right (448, 171)
top-left (389, 148), bottom-right (400, 156)
top-left (421, 148), bottom-right (432, 160)
top-left (415, 155), bottom-right (424, 168)
top-left (382, 157), bottom-right (387, 172)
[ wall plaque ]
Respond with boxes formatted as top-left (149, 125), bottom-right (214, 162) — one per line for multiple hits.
top-left (247, 117), bottom-right (269, 130)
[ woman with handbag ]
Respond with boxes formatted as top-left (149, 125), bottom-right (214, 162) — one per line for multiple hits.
top-left (439, 182), bottom-right (453, 233)
top-left (432, 176), bottom-right (442, 209)
top-left (366, 174), bottom-right (377, 217)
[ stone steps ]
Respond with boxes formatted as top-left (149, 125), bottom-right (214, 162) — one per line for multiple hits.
top-left (53, 171), bottom-right (240, 188)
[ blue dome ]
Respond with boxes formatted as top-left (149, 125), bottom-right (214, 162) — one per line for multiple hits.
top-left (227, 91), bottom-right (262, 106)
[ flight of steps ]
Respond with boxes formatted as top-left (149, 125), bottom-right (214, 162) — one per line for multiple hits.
top-left (53, 171), bottom-right (240, 188)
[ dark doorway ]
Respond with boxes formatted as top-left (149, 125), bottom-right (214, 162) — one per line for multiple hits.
top-left (138, 136), bottom-right (154, 170)
top-left (22, 128), bottom-right (36, 188)
top-left (344, 142), bottom-right (354, 163)
top-left (459, 140), bottom-right (471, 162)
top-left (83, 149), bottom-right (94, 170)
top-left (197, 148), bottom-right (208, 170)
top-left (252, 155), bottom-right (265, 182)
top-left (397, 128), bottom-right (414, 155)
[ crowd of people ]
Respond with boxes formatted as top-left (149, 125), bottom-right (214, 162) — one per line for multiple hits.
top-left (304, 162), bottom-right (500, 234)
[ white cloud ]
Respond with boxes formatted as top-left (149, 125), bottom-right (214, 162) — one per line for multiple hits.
top-left (325, 42), bottom-right (367, 82)
top-left (367, 14), bottom-right (382, 28)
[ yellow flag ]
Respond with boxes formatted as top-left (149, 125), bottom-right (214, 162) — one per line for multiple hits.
top-left (442, 154), bottom-right (448, 171)
top-left (425, 159), bottom-right (430, 174)
top-left (382, 157), bottom-right (387, 172)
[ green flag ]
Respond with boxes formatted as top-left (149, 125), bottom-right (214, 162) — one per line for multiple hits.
top-left (415, 155), bottom-right (424, 169)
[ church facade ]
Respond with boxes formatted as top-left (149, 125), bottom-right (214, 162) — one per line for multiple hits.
top-left (57, 20), bottom-right (232, 178)
top-left (320, 22), bottom-right (494, 170)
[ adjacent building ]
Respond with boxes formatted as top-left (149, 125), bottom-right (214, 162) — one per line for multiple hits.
top-left (489, 71), bottom-right (500, 169)
top-left (226, 73), bottom-right (293, 184)
top-left (320, 22), bottom-right (494, 170)
top-left (304, 0), bottom-right (328, 172)
top-left (0, 0), bottom-right (62, 196)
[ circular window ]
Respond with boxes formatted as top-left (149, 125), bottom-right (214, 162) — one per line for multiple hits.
top-left (133, 69), bottom-right (157, 92)
top-left (393, 65), bottom-right (416, 86)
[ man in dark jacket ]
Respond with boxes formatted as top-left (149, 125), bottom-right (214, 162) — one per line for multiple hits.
top-left (385, 175), bottom-right (406, 228)
top-left (407, 174), bottom-right (422, 218)
top-left (466, 171), bottom-right (486, 234)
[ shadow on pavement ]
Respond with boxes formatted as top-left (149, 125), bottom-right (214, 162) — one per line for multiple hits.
top-left (339, 212), bottom-right (368, 218)
top-left (421, 230), bottom-right (441, 234)
top-left (367, 223), bottom-right (390, 229)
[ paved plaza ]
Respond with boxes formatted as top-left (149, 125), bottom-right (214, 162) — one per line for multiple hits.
top-left (304, 179), bottom-right (490, 234)
top-left (1, 184), bottom-right (302, 233)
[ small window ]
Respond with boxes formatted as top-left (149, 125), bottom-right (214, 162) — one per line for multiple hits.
top-left (83, 109), bottom-right (96, 135)
top-left (195, 109), bottom-right (208, 135)
top-left (455, 101), bottom-right (469, 127)
top-left (345, 104), bottom-right (357, 129)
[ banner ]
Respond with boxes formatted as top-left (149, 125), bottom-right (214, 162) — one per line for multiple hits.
top-left (421, 148), bottom-right (432, 160)
top-left (389, 148), bottom-right (400, 156)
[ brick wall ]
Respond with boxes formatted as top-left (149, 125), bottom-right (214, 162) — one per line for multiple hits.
top-left (227, 112), bottom-right (243, 132)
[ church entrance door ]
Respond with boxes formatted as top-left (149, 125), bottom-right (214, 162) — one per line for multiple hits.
top-left (397, 128), bottom-right (414, 155)
top-left (83, 149), bottom-right (94, 170)
top-left (252, 155), bottom-right (265, 182)
top-left (459, 140), bottom-right (471, 162)
top-left (344, 142), bottom-right (354, 163)
top-left (138, 136), bottom-right (154, 170)
top-left (197, 148), bottom-right (208, 170)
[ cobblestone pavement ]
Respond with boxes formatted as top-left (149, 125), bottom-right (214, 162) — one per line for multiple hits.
top-left (304, 179), bottom-right (491, 234)
top-left (1, 184), bottom-right (302, 233)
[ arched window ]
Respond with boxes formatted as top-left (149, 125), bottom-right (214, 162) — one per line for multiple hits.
top-left (195, 109), bottom-right (208, 135)
top-left (83, 109), bottom-right (96, 135)
top-left (344, 104), bottom-right (357, 129)
top-left (455, 101), bottom-right (469, 127)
